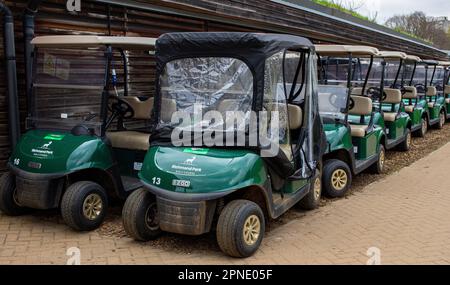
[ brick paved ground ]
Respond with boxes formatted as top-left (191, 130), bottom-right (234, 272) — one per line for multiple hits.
top-left (1, 143), bottom-right (450, 265)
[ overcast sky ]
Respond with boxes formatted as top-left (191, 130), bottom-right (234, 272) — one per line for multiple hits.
top-left (349, 0), bottom-right (450, 23)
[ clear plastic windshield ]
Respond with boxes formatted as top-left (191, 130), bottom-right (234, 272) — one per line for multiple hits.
top-left (318, 86), bottom-right (348, 121)
top-left (29, 47), bottom-right (106, 134)
top-left (432, 67), bottom-right (445, 91)
top-left (317, 57), bottom-right (353, 121)
top-left (158, 57), bottom-right (253, 133)
top-left (401, 62), bottom-right (416, 86)
top-left (412, 65), bottom-right (428, 92)
top-left (384, 59), bottom-right (402, 88)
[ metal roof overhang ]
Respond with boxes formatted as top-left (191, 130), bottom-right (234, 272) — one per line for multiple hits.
top-left (93, 0), bottom-right (449, 60)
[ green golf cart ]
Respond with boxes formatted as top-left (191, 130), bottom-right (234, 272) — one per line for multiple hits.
top-left (122, 32), bottom-right (326, 257)
top-left (0, 35), bottom-right (157, 231)
top-left (415, 60), bottom-right (446, 129)
top-left (316, 45), bottom-right (386, 197)
top-left (361, 51), bottom-right (412, 152)
top-left (401, 55), bottom-right (429, 137)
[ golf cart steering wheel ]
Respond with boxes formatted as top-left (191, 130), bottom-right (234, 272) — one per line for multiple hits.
top-left (348, 97), bottom-right (355, 110)
top-left (328, 94), bottom-right (339, 107)
top-left (414, 83), bottom-right (426, 93)
top-left (108, 96), bottom-right (134, 119)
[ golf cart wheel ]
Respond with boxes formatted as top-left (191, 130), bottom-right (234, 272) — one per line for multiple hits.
top-left (122, 188), bottom-right (161, 241)
top-left (369, 145), bottom-right (386, 174)
top-left (322, 159), bottom-right (352, 198)
top-left (416, 117), bottom-right (427, 137)
top-left (437, 111), bottom-right (446, 129)
top-left (61, 181), bottom-right (108, 231)
top-left (0, 172), bottom-right (27, 216)
top-left (298, 169), bottom-right (322, 210)
top-left (216, 200), bottom-right (265, 258)
top-left (398, 129), bottom-right (412, 152)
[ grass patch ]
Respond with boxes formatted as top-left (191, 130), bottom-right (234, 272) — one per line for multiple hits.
top-left (312, 0), bottom-right (374, 22)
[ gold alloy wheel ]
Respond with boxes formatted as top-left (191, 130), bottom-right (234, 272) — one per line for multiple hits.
top-left (314, 175), bottom-right (321, 200)
top-left (243, 215), bottom-right (261, 246)
top-left (82, 193), bottom-right (103, 221)
top-left (406, 132), bottom-right (412, 148)
top-left (379, 149), bottom-right (385, 170)
top-left (331, 169), bottom-right (348, 191)
top-left (422, 119), bottom-right (427, 134)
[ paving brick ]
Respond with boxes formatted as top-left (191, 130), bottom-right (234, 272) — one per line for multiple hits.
top-left (2, 143), bottom-right (450, 264)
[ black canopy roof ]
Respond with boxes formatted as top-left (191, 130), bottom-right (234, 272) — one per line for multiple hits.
top-left (155, 32), bottom-right (314, 71)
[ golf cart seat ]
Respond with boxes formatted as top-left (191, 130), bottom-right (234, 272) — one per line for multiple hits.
top-left (427, 86), bottom-right (437, 97)
top-left (263, 104), bottom-right (303, 178)
top-left (426, 87), bottom-right (437, 108)
top-left (348, 95), bottom-right (372, 138)
top-left (106, 131), bottom-right (150, 151)
top-left (404, 105), bottom-right (415, 113)
top-left (403, 86), bottom-right (418, 99)
top-left (381, 89), bottom-right (402, 122)
top-left (403, 86), bottom-right (417, 112)
top-left (445, 85), bottom-right (450, 95)
top-left (106, 97), bottom-right (153, 151)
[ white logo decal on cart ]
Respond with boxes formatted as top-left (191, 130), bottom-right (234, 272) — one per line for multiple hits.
top-left (42, 141), bottom-right (53, 149)
top-left (183, 157), bottom-right (196, 165)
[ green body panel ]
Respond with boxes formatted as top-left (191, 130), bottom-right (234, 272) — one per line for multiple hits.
top-left (372, 112), bottom-right (385, 129)
top-left (323, 123), bottom-right (353, 154)
top-left (352, 126), bottom-right (383, 160)
top-left (384, 113), bottom-right (410, 140)
top-left (403, 98), bottom-right (427, 128)
top-left (139, 146), bottom-right (269, 194)
top-left (112, 148), bottom-right (146, 178)
top-left (9, 130), bottom-right (114, 174)
top-left (427, 96), bottom-right (445, 119)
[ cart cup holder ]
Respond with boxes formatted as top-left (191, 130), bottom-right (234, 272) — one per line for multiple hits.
top-left (71, 124), bottom-right (94, 136)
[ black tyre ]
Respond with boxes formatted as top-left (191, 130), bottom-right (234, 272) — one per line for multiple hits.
top-left (437, 110), bottom-right (446, 129)
top-left (398, 129), bottom-right (412, 152)
top-left (216, 200), bottom-right (265, 258)
top-left (369, 145), bottom-right (385, 174)
top-left (416, 116), bottom-right (427, 138)
top-left (122, 188), bottom-right (161, 241)
top-left (322, 159), bottom-right (352, 198)
top-left (61, 181), bottom-right (108, 231)
top-left (298, 169), bottom-right (322, 210)
top-left (0, 172), bottom-right (27, 216)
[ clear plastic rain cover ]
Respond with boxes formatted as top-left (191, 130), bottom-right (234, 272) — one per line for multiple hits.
top-left (159, 57), bottom-right (254, 133)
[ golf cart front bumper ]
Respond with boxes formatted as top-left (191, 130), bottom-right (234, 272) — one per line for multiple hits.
top-left (9, 164), bottom-right (65, 210)
top-left (142, 182), bottom-right (235, 235)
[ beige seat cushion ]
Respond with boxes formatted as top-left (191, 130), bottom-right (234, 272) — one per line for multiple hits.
top-left (428, 102), bottom-right (435, 108)
top-left (106, 131), bottom-right (150, 151)
top-left (404, 105), bottom-right (414, 113)
top-left (445, 98), bottom-right (450, 104)
top-left (383, 112), bottom-right (397, 122)
top-left (350, 124), bottom-right (368, 138)
top-left (351, 87), bottom-right (364, 96)
top-left (445, 85), bottom-right (450, 95)
top-left (263, 103), bottom-right (303, 130)
top-left (348, 95), bottom-right (372, 116)
top-left (426, 86), bottom-right (437, 96)
top-left (403, 86), bottom-right (417, 99)
top-left (383, 88), bottom-right (402, 104)
top-left (288, 104), bottom-right (303, 130)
